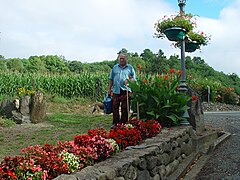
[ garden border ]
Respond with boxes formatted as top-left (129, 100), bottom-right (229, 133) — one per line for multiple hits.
top-left (54, 126), bottom-right (221, 180)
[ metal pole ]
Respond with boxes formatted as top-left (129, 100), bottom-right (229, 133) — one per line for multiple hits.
top-left (178, 0), bottom-right (190, 123)
top-left (178, 0), bottom-right (188, 92)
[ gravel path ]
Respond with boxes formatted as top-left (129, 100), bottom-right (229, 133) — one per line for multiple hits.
top-left (195, 112), bottom-right (240, 179)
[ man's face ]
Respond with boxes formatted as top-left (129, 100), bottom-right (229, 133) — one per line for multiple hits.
top-left (119, 55), bottom-right (127, 66)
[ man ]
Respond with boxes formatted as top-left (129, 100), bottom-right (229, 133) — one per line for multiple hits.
top-left (107, 49), bottom-right (136, 127)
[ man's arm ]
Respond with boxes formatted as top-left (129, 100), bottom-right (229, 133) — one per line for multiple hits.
top-left (107, 80), bottom-right (113, 94)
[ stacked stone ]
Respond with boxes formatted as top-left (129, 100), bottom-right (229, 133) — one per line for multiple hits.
top-left (54, 127), bottom-right (194, 180)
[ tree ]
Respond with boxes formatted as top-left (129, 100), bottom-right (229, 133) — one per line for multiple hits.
top-left (6, 58), bottom-right (24, 72)
top-left (27, 56), bottom-right (46, 73)
top-left (40, 55), bottom-right (69, 73)
top-left (68, 60), bottom-right (83, 73)
top-left (0, 60), bottom-right (7, 71)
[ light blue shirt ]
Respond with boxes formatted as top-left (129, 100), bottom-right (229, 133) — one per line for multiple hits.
top-left (109, 64), bottom-right (136, 94)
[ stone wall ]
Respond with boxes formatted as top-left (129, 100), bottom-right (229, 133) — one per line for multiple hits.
top-left (55, 127), bottom-right (195, 180)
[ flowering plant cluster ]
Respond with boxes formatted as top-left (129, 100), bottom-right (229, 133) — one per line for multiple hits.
top-left (173, 31), bottom-right (211, 50)
top-left (154, 13), bottom-right (196, 38)
top-left (74, 134), bottom-right (114, 161)
top-left (128, 69), bottom-right (190, 126)
top-left (186, 31), bottom-right (210, 46)
top-left (60, 151), bottom-right (80, 173)
top-left (188, 76), bottom-right (239, 105)
top-left (128, 118), bottom-right (161, 140)
top-left (108, 124), bottom-right (142, 149)
top-left (0, 119), bottom-right (162, 179)
top-left (154, 12), bottom-right (211, 51)
top-left (16, 87), bottom-right (35, 97)
top-left (0, 156), bottom-right (47, 180)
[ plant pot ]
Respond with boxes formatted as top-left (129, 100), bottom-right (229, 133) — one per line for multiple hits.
top-left (185, 42), bottom-right (199, 52)
top-left (164, 27), bottom-right (186, 41)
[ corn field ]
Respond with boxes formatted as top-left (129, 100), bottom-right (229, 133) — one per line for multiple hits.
top-left (0, 72), bottom-right (109, 100)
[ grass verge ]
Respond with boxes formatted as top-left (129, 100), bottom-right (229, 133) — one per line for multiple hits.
top-left (0, 98), bottom-right (112, 161)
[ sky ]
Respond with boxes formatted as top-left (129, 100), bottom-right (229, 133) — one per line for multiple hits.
top-left (0, 0), bottom-right (240, 75)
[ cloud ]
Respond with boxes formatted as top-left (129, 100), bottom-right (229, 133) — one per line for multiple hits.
top-left (0, 0), bottom-right (240, 75)
top-left (192, 0), bottom-right (240, 74)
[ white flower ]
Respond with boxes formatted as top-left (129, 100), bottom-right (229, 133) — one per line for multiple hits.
top-left (60, 151), bottom-right (80, 172)
top-left (105, 139), bottom-right (120, 152)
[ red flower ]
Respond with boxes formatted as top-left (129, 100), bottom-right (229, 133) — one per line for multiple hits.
top-left (177, 70), bottom-right (183, 75)
top-left (192, 95), bottom-right (198, 101)
top-left (164, 75), bottom-right (168, 80)
top-left (137, 65), bottom-right (142, 70)
top-left (168, 68), bottom-right (175, 74)
top-left (143, 79), bottom-right (148, 84)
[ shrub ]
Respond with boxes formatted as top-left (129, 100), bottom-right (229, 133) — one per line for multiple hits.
top-left (128, 69), bottom-right (190, 126)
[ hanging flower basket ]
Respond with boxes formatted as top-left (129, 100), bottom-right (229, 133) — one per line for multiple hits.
top-left (173, 31), bottom-right (211, 51)
top-left (185, 41), bottom-right (199, 52)
top-left (154, 13), bottom-right (195, 39)
top-left (164, 27), bottom-right (186, 41)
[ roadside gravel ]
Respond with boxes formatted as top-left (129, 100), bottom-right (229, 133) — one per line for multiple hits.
top-left (194, 112), bottom-right (240, 179)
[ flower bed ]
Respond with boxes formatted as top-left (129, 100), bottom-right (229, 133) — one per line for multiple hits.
top-left (0, 119), bottom-right (161, 180)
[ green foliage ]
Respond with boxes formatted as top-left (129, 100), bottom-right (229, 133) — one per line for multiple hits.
top-left (0, 72), bottom-right (108, 99)
top-left (0, 117), bottom-right (16, 127)
top-left (0, 49), bottom-right (239, 105)
top-left (128, 70), bottom-right (190, 126)
top-left (187, 31), bottom-right (210, 45)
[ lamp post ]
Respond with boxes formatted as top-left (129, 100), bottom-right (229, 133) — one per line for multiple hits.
top-left (177, 0), bottom-right (190, 124)
top-left (178, 0), bottom-right (188, 93)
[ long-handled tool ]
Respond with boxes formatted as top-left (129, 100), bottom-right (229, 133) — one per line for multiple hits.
top-left (126, 85), bottom-right (130, 120)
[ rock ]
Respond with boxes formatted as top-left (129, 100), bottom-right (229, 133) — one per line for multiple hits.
top-left (162, 142), bottom-right (171, 153)
top-left (118, 163), bottom-right (130, 177)
top-left (181, 142), bottom-right (192, 156)
top-left (172, 141), bottom-right (178, 148)
top-left (136, 169), bottom-right (150, 180)
top-left (0, 99), bottom-right (16, 118)
top-left (158, 165), bottom-right (166, 178)
top-left (98, 166), bottom-right (117, 180)
top-left (178, 156), bottom-right (183, 163)
top-left (20, 96), bottom-right (31, 115)
top-left (187, 88), bottom-right (205, 134)
top-left (150, 174), bottom-right (160, 180)
top-left (171, 160), bottom-right (179, 171)
top-left (124, 165), bottom-right (137, 180)
top-left (11, 110), bottom-right (23, 124)
top-left (170, 148), bottom-right (181, 162)
top-left (53, 174), bottom-right (77, 180)
top-left (149, 167), bottom-right (158, 177)
top-left (146, 156), bottom-right (157, 170)
top-left (165, 164), bottom-right (174, 176)
top-left (159, 153), bottom-right (170, 166)
top-left (30, 92), bottom-right (46, 123)
top-left (137, 158), bottom-right (147, 170)
top-left (114, 177), bottom-right (125, 180)
top-left (22, 115), bottom-right (31, 124)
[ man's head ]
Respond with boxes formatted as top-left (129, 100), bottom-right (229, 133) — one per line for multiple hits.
top-left (118, 53), bottom-right (128, 67)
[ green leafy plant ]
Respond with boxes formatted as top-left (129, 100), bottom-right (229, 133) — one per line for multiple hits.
top-left (186, 31), bottom-right (210, 45)
top-left (128, 69), bottom-right (191, 126)
top-left (154, 13), bottom-right (196, 38)
top-left (174, 31), bottom-right (211, 50)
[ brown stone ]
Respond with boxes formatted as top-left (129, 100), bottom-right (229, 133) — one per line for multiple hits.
top-left (30, 91), bottom-right (46, 123)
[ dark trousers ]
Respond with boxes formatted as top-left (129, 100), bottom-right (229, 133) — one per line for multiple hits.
top-left (112, 90), bottom-right (129, 125)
